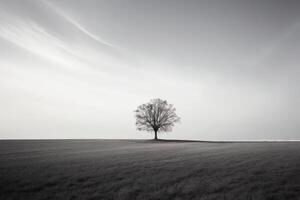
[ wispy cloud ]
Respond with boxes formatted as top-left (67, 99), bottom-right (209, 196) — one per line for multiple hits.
top-left (43, 0), bottom-right (118, 49)
top-left (0, 13), bottom-right (83, 70)
top-left (0, 10), bottom-right (128, 75)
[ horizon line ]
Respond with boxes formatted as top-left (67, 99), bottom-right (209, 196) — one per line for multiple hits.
top-left (0, 138), bottom-right (300, 142)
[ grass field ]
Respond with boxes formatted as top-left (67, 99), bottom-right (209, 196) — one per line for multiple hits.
top-left (0, 140), bottom-right (299, 200)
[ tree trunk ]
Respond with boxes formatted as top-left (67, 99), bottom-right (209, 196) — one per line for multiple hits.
top-left (154, 130), bottom-right (158, 140)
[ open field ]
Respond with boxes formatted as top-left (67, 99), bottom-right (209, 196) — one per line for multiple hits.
top-left (0, 140), bottom-right (299, 200)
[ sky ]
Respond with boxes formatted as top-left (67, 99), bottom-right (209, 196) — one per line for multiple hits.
top-left (0, 0), bottom-right (299, 140)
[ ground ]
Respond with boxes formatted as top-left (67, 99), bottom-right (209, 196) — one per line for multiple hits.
top-left (0, 140), bottom-right (299, 200)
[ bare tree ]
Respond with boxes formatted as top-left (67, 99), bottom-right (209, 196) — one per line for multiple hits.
top-left (134, 98), bottom-right (180, 140)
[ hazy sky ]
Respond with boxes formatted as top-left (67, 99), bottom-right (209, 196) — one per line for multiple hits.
top-left (0, 0), bottom-right (299, 140)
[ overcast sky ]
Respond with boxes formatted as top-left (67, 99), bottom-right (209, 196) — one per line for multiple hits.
top-left (0, 0), bottom-right (299, 140)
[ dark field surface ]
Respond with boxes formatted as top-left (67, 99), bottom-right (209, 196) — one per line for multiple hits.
top-left (0, 140), bottom-right (299, 200)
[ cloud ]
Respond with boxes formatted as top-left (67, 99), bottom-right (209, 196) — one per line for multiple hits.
top-left (43, 0), bottom-right (118, 50)
top-left (0, 13), bottom-right (82, 70)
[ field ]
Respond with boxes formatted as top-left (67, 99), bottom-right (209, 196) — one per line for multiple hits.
top-left (0, 140), bottom-right (299, 200)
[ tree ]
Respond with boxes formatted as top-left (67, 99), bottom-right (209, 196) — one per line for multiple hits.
top-left (134, 98), bottom-right (180, 140)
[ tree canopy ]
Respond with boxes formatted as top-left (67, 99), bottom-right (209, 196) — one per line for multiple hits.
top-left (134, 98), bottom-right (180, 140)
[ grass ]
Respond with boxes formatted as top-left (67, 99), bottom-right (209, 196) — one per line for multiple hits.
top-left (0, 139), bottom-right (299, 200)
